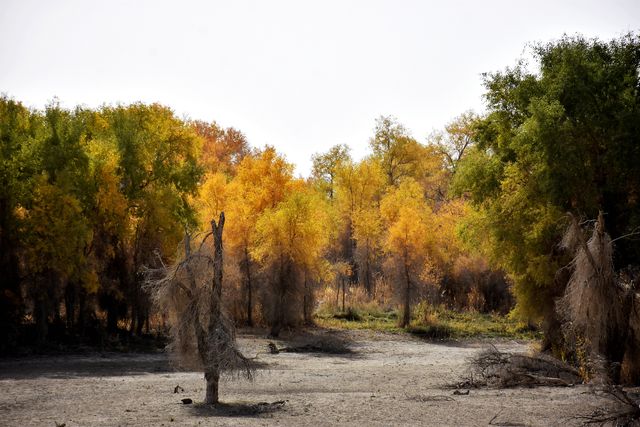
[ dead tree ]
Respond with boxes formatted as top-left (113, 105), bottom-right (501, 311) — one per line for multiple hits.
top-left (144, 212), bottom-right (253, 404)
top-left (557, 211), bottom-right (634, 383)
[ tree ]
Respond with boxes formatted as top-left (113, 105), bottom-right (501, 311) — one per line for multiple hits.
top-left (351, 206), bottom-right (383, 296)
top-left (252, 187), bottom-right (330, 336)
top-left (0, 96), bottom-right (38, 349)
top-left (196, 172), bottom-right (228, 227)
top-left (432, 111), bottom-right (479, 173)
top-left (370, 116), bottom-right (421, 187)
top-left (224, 147), bottom-right (295, 326)
top-left (21, 102), bottom-right (97, 343)
top-left (334, 158), bottom-right (386, 286)
top-left (380, 178), bottom-right (434, 327)
top-left (145, 213), bottom-right (253, 404)
top-left (452, 34), bottom-right (640, 348)
top-left (192, 120), bottom-right (250, 176)
top-left (22, 176), bottom-right (93, 342)
top-left (311, 144), bottom-right (351, 199)
top-left (104, 103), bottom-right (202, 335)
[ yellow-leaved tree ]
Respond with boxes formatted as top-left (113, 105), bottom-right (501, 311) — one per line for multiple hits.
top-left (351, 206), bottom-right (384, 297)
top-left (380, 178), bottom-right (435, 327)
top-left (334, 157), bottom-right (386, 289)
top-left (22, 175), bottom-right (92, 343)
top-left (252, 186), bottom-right (330, 336)
top-left (224, 147), bottom-right (295, 326)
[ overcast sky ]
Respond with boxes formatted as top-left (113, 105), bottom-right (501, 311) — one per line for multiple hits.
top-left (1, 0), bottom-right (639, 176)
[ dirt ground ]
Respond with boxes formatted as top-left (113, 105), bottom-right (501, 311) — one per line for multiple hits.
top-left (0, 330), bottom-right (614, 426)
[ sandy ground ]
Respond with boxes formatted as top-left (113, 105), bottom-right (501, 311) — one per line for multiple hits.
top-left (0, 330), bottom-right (613, 427)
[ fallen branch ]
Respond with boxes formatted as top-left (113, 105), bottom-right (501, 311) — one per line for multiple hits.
top-left (576, 386), bottom-right (640, 425)
top-left (459, 345), bottom-right (581, 388)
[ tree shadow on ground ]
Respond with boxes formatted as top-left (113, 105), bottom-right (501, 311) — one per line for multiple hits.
top-left (0, 353), bottom-right (271, 380)
top-left (189, 400), bottom-right (287, 418)
top-left (0, 353), bottom-right (173, 380)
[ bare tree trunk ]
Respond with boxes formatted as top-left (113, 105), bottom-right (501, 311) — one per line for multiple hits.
top-left (144, 212), bottom-right (254, 407)
top-left (269, 253), bottom-right (289, 338)
top-left (244, 247), bottom-right (253, 327)
top-left (401, 255), bottom-right (411, 328)
top-left (342, 279), bottom-right (346, 312)
top-left (345, 217), bottom-right (359, 285)
top-left (303, 271), bottom-right (308, 322)
top-left (34, 288), bottom-right (48, 345)
top-left (64, 282), bottom-right (76, 331)
top-left (364, 251), bottom-right (372, 297)
top-left (105, 296), bottom-right (118, 334)
top-left (303, 269), bottom-right (313, 324)
top-left (144, 312), bottom-right (150, 334)
top-left (136, 307), bottom-right (145, 336)
top-left (205, 213), bottom-right (225, 405)
top-left (205, 371), bottom-right (220, 403)
top-left (129, 302), bottom-right (137, 335)
top-left (78, 289), bottom-right (86, 337)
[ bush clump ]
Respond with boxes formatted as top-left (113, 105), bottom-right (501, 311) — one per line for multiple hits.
top-left (407, 324), bottom-right (453, 340)
top-left (333, 307), bottom-right (362, 321)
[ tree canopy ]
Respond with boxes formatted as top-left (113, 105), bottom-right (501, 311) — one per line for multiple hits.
top-left (453, 34), bottom-right (640, 325)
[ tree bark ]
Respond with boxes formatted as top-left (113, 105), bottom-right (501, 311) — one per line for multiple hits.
top-left (401, 253), bottom-right (411, 328)
top-left (205, 212), bottom-right (225, 404)
top-left (364, 250), bottom-right (372, 297)
top-left (204, 371), bottom-right (220, 404)
top-left (34, 289), bottom-right (48, 345)
top-left (64, 282), bottom-right (76, 331)
top-left (106, 296), bottom-right (118, 334)
top-left (244, 247), bottom-right (253, 327)
top-left (303, 269), bottom-right (312, 324)
top-left (269, 253), bottom-right (289, 337)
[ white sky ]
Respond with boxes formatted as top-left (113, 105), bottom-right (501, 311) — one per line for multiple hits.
top-left (1, 0), bottom-right (639, 176)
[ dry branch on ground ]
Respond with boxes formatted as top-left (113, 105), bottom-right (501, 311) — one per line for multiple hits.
top-left (577, 386), bottom-right (640, 426)
top-left (459, 345), bottom-right (581, 388)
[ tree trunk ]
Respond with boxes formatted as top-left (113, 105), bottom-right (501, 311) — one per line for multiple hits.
top-left (303, 270), bottom-right (312, 324)
top-left (270, 254), bottom-right (288, 338)
top-left (144, 312), bottom-right (150, 334)
top-left (0, 196), bottom-right (22, 350)
top-left (205, 213), bottom-right (225, 404)
top-left (345, 217), bottom-right (359, 285)
top-left (78, 290), bottom-right (86, 337)
top-left (204, 371), bottom-right (220, 404)
top-left (364, 252), bottom-right (372, 297)
top-left (244, 247), bottom-right (253, 327)
top-left (34, 291), bottom-right (48, 345)
top-left (401, 256), bottom-right (411, 328)
top-left (64, 282), bottom-right (76, 331)
top-left (106, 296), bottom-right (118, 334)
top-left (136, 307), bottom-right (145, 336)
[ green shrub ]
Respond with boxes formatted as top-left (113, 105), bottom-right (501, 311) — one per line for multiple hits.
top-left (406, 324), bottom-right (453, 340)
top-left (333, 307), bottom-right (362, 321)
